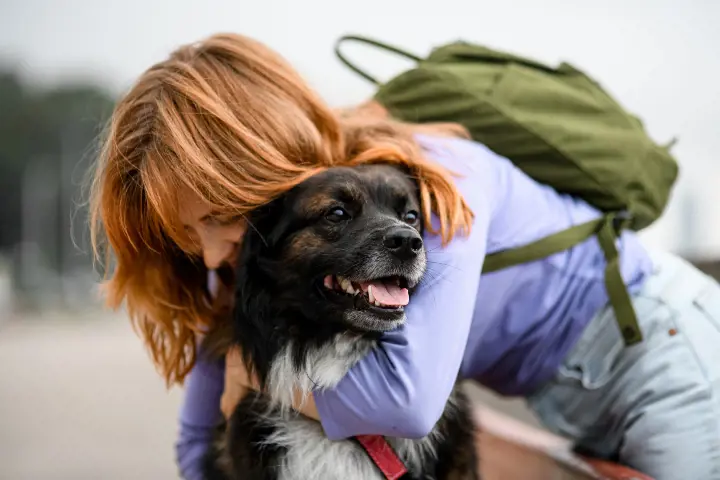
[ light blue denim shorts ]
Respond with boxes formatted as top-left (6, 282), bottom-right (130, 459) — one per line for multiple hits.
top-left (528, 249), bottom-right (720, 480)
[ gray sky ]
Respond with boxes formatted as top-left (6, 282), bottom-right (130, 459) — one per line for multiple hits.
top-left (1, 0), bottom-right (719, 254)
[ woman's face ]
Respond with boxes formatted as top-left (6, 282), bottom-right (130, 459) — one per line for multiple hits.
top-left (177, 187), bottom-right (246, 270)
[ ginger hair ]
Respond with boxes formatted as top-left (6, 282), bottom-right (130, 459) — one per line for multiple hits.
top-left (89, 33), bottom-right (472, 385)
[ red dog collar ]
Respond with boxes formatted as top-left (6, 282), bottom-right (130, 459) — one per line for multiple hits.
top-left (355, 434), bottom-right (408, 480)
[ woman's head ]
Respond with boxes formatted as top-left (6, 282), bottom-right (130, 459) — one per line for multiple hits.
top-left (90, 33), bottom-right (472, 385)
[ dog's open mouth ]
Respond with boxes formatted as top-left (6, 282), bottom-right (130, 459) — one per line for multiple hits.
top-left (323, 275), bottom-right (410, 310)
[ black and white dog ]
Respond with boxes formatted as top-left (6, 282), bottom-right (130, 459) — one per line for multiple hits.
top-left (203, 164), bottom-right (479, 480)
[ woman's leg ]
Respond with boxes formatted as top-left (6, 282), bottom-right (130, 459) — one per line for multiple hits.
top-left (527, 250), bottom-right (720, 480)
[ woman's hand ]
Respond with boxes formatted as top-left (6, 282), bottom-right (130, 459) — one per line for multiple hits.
top-left (222, 346), bottom-right (320, 421)
top-left (221, 347), bottom-right (256, 419)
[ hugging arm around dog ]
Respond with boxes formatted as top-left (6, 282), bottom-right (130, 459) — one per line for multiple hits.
top-left (179, 133), bottom-right (720, 480)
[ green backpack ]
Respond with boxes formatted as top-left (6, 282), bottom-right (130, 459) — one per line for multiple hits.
top-left (335, 35), bottom-right (679, 345)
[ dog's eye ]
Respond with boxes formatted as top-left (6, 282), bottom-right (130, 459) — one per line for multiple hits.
top-left (403, 210), bottom-right (419, 224)
top-left (325, 207), bottom-right (350, 223)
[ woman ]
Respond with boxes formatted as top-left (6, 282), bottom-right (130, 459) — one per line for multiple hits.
top-left (90, 33), bottom-right (720, 480)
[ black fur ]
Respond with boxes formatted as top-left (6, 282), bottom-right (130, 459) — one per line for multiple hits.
top-left (202, 165), bottom-right (479, 480)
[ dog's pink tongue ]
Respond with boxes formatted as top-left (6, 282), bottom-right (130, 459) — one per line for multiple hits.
top-left (368, 281), bottom-right (409, 306)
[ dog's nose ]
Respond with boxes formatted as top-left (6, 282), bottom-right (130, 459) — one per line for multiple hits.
top-left (383, 227), bottom-right (423, 260)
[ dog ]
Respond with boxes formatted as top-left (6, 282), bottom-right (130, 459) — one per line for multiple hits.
top-left (202, 164), bottom-right (480, 480)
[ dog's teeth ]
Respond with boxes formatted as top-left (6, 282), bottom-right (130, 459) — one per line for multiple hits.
top-left (368, 285), bottom-right (375, 304)
top-left (340, 277), bottom-right (355, 294)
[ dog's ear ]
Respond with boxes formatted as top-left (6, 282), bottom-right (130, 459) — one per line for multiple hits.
top-left (240, 193), bottom-right (295, 259)
top-left (232, 192), bottom-right (290, 312)
top-left (226, 192), bottom-right (293, 385)
top-left (200, 192), bottom-right (295, 377)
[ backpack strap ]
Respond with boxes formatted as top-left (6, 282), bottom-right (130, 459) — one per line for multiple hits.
top-left (334, 35), bottom-right (422, 86)
top-left (482, 213), bottom-right (642, 346)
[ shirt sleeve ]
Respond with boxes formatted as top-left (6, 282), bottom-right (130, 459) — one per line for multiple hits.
top-left (313, 138), bottom-right (492, 440)
top-left (175, 353), bottom-right (225, 480)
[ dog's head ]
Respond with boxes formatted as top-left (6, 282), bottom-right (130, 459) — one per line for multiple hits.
top-left (234, 164), bottom-right (426, 334)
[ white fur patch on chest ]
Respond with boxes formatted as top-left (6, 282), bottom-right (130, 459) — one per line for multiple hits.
top-left (260, 332), bottom-right (451, 479)
top-left (263, 413), bottom-right (445, 480)
top-left (265, 416), bottom-right (383, 480)
top-left (267, 333), bottom-right (374, 410)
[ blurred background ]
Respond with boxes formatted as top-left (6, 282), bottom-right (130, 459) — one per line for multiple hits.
top-left (0, 1), bottom-right (718, 478)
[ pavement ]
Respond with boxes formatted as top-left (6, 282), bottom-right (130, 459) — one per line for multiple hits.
top-left (0, 311), bottom-right (183, 480)
top-left (0, 309), bottom-right (542, 480)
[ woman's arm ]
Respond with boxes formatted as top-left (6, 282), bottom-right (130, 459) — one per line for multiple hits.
top-left (313, 138), bottom-right (493, 440)
top-left (175, 353), bottom-right (225, 480)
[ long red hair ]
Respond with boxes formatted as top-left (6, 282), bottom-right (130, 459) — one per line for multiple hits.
top-left (89, 33), bottom-right (473, 386)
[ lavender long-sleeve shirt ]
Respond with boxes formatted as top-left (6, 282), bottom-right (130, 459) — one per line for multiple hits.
top-left (176, 136), bottom-right (652, 480)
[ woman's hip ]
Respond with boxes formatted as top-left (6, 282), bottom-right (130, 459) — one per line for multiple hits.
top-left (527, 249), bottom-right (720, 478)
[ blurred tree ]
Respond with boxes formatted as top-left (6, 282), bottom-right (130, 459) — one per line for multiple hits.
top-left (0, 67), bottom-right (115, 270)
